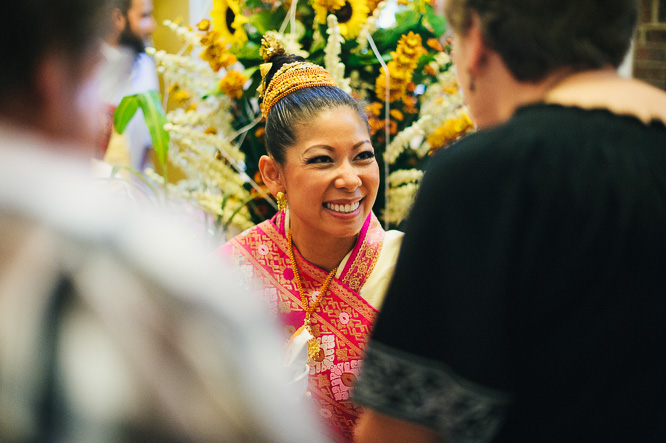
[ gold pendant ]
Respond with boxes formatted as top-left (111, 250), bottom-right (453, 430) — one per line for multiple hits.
top-left (307, 337), bottom-right (320, 363)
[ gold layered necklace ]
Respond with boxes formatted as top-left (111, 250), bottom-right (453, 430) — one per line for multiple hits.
top-left (287, 228), bottom-right (337, 363)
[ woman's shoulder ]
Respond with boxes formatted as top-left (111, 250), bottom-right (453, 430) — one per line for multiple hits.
top-left (359, 229), bottom-right (404, 310)
top-left (432, 101), bottom-right (663, 175)
top-left (383, 229), bottom-right (404, 248)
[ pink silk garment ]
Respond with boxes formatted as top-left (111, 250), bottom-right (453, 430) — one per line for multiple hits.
top-left (217, 211), bottom-right (386, 442)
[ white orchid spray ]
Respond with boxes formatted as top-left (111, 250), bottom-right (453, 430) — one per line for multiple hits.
top-left (325, 15), bottom-right (352, 93)
top-left (355, 0), bottom-right (388, 52)
top-left (385, 182), bottom-right (421, 226)
top-left (384, 115), bottom-right (431, 164)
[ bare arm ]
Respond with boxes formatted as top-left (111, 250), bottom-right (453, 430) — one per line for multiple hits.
top-left (355, 410), bottom-right (446, 443)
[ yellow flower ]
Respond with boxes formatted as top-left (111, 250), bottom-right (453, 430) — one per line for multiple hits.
top-left (367, 117), bottom-right (384, 136)
top-left (201, 41), bottom-right (225, 71)
top-left (362, 115), bottom-right (394, 136)
top-left (388, 119), bottom-right (398, 135)
top-left (219, 70), bottom-right (248, 99)
top-left (402, 31), bottom-right (423, 50)
top-left (426, 37), bottom-right (443, 52)
top-left (366, 0), bottom-right (382, 14)
top-left (390, 64), bottom-right (413, 83)
top-left (254, 127), bottom-right (265, 143)
top-left (197, 19), bottom-right (211, 31)
top-left (218, 52), bottom-right (238, 69)
top-left (200, 36), bottom-right (238, 72)
top-left (375, 64), bottom-right (406, 103)
top-left (313, 0), bottom-right (368, 39)
top-left (443, 84), bottom-right (458, 95)
top-left (375, 32), bottom-right (425, 103)
top-left (365, 102), bottom-right (383, 117)
top-left (172, 90), bottom-right (193, 103)
top-left (394, 32), bottom-right (425, 65)
top-left (402, 95), bottom-right (416, 107)
top-left (402, 95), bottom-right (418, 113)
top-left (336, 0), bottom-right (369, 39)
top-left (200, 30), bottom-right (220, 46)
top-left (313, 0), bottom-right (346, 24)
top-left (426, 113), bottom-right (474, 150)
top-left (390, 109), bottom-right (404, 121)
top-left (211, 0), bottom-right (249, 46)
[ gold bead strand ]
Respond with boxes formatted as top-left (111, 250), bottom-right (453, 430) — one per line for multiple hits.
top-left (287, 228), bottom-right (337, 363)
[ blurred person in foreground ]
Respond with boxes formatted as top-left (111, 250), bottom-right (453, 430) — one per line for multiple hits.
top-left (98, 0), bottom-right (159, 169)
top-left (354, 0), bottom-right (666, 442)
top-left (0, 0), bottom-right (319, 441)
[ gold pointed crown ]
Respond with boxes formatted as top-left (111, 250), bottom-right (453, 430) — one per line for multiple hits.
top-left (257, 35), bottom-right (337, 118)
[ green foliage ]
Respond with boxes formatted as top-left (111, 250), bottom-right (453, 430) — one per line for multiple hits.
top-left (113, 96), bottom-right (139, 134)
top-left (424, 4), bottom-right (447, 36)
top-left (113, 90), bottom-right (170, 170)
top-left (248, 9), bottom-right (284, 35)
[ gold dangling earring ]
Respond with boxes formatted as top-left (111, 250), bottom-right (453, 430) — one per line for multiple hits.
top-left (276, 191), bottom-right (287, 212)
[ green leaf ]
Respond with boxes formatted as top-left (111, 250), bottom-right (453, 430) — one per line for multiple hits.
top-left (244, 65), bottom-right (260, 79)
top-left (244, 0), bottom-right (267, 10)
top-left (248, 9), bottom-right (284, 34)
top-left (233, 41), bottom-right (262, 61)
top-left (392, 9), bottom-right (422, 33)
top-left (135, 90), bottom-right (170, 170)
top-left (113, 95), bottom-right (140, 134)
top-left (220, 189), bottom-right (233, 212)
top-left (347, 51), bottom-right (392, 67)
top-left (424, 5), bottom-right (447, 37)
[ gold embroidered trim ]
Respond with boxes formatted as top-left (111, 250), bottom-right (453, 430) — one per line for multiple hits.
top-left (260, 62), bottom-right (337, 118)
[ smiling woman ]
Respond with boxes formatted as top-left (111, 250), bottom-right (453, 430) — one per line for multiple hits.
top-left (215, 36), bottom-right (403, 442)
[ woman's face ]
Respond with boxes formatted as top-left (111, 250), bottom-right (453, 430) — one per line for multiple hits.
top-left (279, 106), bottom-right (379, 244)
top-left (451, 31), bottom-right (475, 113)
top-left (450, 14), bottom-right (501, 129)
top-left (451, 29), bottom-right (490, 128)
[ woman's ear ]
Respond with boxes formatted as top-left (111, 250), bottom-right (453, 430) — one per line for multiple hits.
top-left (111, 8), bottom-right (126, 33)
top-left (466, 12), bottom-right (490, 74)
top-left (258, 155), bottom-right (284, 196)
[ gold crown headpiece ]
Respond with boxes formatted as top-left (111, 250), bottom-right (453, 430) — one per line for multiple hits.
top-left (257, 35), bottom-right (337, 118)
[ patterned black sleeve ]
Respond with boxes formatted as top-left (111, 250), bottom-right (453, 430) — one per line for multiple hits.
top-left (353, 341), bottom-right (512, 443)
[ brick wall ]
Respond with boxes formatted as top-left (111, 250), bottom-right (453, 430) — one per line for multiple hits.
top-left (633, 0), bottom-right (666, 91)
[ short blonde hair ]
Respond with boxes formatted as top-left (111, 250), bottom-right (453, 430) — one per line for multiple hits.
top-left (444, 0), bottom-right (638, 82)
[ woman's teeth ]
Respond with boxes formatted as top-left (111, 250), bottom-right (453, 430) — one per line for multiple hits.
top-left (325, 201), bottom-right (360, 213)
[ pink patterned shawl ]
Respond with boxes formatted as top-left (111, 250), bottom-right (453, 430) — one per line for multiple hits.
top-left (217, 211), bottom-right (386, 442)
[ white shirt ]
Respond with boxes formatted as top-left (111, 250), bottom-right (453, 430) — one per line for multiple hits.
top-left (97, 43), bottom-right (160, 169)
top-left (0, 122), bottom-right (323, 442)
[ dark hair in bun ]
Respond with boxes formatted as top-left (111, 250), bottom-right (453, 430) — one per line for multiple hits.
top-left (262, 54), bottom-right (369, 164)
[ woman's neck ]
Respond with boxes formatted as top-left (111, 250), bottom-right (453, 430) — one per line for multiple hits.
top-left (290, 227), bottom-right (357, 272)
top-left (473, 56), bottom-right (575, 129)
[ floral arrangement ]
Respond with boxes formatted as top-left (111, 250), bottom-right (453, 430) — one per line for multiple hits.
top-left (122, 0), bottom-right (474, 239)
